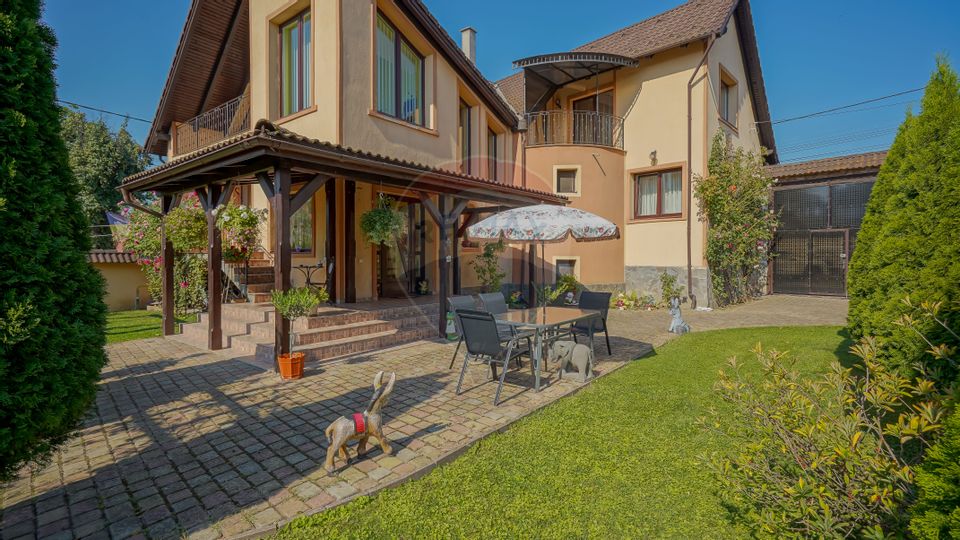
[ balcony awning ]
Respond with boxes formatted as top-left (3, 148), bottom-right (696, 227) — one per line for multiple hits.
top-left (512, 52), bottom-right (639, 114)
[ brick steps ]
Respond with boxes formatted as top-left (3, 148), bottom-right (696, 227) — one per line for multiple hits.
top-left (177, 301), bottom-right (439, 365)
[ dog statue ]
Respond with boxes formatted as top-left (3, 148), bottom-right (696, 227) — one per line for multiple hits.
top-left (324, 371), bottom-right (396, 473)
top-left (549, 340), bottom-right (594, 382)
top-left (668, 297), bottom-right (691, 334)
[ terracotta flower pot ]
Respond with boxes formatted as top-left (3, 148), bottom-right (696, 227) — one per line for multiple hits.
top-left (278, 352), bottom-right (305, 379)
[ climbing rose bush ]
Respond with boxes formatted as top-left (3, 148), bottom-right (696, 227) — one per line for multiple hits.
top-left (121, 196), bottom-right (208, 315)
top-left (694, 132), bottom-right (777, 306)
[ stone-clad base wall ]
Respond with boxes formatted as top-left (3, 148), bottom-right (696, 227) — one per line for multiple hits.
top-left (625, 266), bottom-right (712, 307)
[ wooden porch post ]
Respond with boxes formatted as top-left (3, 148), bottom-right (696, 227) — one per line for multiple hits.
top-left (160, 194), bottom-right (180, 336)
top-left (273, 164), bottom-right (293, 361)
top-left (197, 183), bottom-right (232, 350)
top-left (437, 196), bottom-right (449, 337)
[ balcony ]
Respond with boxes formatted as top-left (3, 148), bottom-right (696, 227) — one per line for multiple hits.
top-left (173, 92), bottom-right (250, 156)
top-left (525, 110), bottom-right (624, 150)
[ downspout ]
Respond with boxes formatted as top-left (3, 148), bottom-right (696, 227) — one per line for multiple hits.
top-left (686, 35), bottom-right (717, 309)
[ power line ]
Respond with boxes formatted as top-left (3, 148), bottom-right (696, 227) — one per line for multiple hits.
top-left (778, 143), bottom-right (890, 163)
top-left (56, 99), bottom-right (153, 124)
top-left (759, 87), bottom-right (925, 125)
top-left (779, 126), bottom-right (899, 154)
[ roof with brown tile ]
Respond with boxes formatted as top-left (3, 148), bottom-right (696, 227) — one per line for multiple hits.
top-left (88, 250), bottom-right (138, 264)
top-left (494, 0), bottom-right (777, 161)
top-left (123, 120), bottom-right (566, 205)
top-left (765, 151), bottom-right (887, 180)
top-left (573, 0), bottom-right (737, 58)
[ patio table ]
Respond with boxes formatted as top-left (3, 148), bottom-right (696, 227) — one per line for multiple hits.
top-left (494, 306), bottom-right (600, 392)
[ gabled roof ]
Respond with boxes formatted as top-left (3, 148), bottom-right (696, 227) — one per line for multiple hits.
top-left (494, 0), bottom-right (777, 162)
top-left (145, 0), bottom-right (249, 157)
top-left (146, 0), bottom-right (519, 157)
top-left (765, 151), bottom-right (887, 182)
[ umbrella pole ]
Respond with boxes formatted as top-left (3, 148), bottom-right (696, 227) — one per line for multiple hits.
top-left (541, 240), bottom-right (546, 314)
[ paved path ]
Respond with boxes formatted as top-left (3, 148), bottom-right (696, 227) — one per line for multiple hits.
top-left (0, 295), bottom-right (846, 540)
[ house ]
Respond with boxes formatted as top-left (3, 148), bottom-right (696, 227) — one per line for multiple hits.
top-left (766, 150), bottom-right (886, 296)
top-left (121, 0), bottom-right (777, 359)
top-left (87, 250), bottom-right (152, 311)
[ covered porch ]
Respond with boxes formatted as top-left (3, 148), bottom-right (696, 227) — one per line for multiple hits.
top-left (121, 120), bottom-right (565, 361)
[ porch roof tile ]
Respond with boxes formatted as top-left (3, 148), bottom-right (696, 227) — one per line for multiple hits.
top-left (88, 250), bottom-right (138, 264)
top-left (123, 120), bottom-right (566, 205)
top-left (765, 151), bottom-right (887, 181)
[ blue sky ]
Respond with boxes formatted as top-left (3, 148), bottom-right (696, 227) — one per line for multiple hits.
top-left (44, 0), bottom-right (959, 163)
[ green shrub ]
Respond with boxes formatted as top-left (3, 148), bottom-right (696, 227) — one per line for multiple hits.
top-left (659, 271), bottom-right (685, 306)
top-left (847, 58), bottom-right (960, 384)
top-left (0, 1), bottom-right (107, 480)
top-left (911, 405), bottom-right (960, 539)
top-left (470, 239), bottom-right (505, 293)
top-left (703, 337), bottom-right (947, 538)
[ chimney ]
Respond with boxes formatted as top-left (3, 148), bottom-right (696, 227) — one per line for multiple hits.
top-left (460, 27), bottom-right (477, 63)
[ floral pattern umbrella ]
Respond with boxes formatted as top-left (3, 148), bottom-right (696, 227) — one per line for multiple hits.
top-left (467, 204), bottom-right (619, 309)
top-left (466, 204), bottom-right (619, 244)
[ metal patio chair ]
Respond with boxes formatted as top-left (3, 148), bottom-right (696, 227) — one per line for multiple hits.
top-left (478, 292), bottom-right (534, 362)
top-left (566, 291), bottom-right (613, 355)
top-left (454, 309), bottom-right (530, 406)
top-left (447, 295), bottom-right (479, 369)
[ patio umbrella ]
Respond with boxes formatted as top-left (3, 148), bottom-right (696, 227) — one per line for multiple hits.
top-left (466, 204), bottom-right (619, 307)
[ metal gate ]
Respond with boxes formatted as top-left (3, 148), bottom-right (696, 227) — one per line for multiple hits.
top-left (772, 180), bottom-right (873, 296)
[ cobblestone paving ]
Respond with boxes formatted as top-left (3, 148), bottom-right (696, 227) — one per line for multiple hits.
top-left (0, 295), bottom-right (846, 539)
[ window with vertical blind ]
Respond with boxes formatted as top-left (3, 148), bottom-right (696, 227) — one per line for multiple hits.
top-left (375, 12), bottom-right (424, 126)
top-left (291, 198), bottom-right (314, 254)
top-left (280, 10), bottom-right (311, 117)
top-left (634, 169), bottom-right (682, 218)
top-left (487, 128), bottom-right (498, 181)
top-left (719, 71), bottom-right (738, 127)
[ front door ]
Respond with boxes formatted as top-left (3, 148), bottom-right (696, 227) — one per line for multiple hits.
top-left (377, 199), bottom-right (426, 298)
top-left (572, 90), bottom-right (614, 146)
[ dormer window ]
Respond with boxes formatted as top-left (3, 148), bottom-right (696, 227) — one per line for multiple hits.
top-left (280, 10), bottom-right (312, 117)
top-left (375, 12), bottom-right (424, 126)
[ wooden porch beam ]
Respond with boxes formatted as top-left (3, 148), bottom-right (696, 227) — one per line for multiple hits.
top-left (257, 171), bottom-right (274, 199)
top-left (418, 191), bottom-right (443, 226)
top-left (446, 198), bottom-right (469, 226)
top-left (290, 174), bottom-right (330, 214)
top-left (437, 195), bottom-right (449, 337)
top-left (456, 212), bottom-right (478, 238)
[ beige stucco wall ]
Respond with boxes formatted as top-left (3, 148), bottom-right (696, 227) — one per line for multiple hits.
top-left (707, 18), bottom-right (763, 157)
top-left (94, 262), bottom-right (152, 312)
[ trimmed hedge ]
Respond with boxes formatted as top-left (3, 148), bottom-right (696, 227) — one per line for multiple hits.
top-left (911, 406), bottom-right (960, 539)
top-left (0, 1), bottom-right (107, 479)
top-left (847, 58), bottom-right (960, 379)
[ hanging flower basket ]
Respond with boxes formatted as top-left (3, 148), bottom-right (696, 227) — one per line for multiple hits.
top-left (360, 195), bottom-right (406, 245)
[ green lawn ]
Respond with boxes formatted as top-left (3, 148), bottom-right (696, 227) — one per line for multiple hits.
top-left (277, 326), bottom-right (852, 539)
top-left (105, 310), bottom-right (197, 344)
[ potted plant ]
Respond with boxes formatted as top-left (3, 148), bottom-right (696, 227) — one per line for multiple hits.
top-left (215, 203), bottom-right (267, 263)
top-left (360, 195), bottom-right (406, 245)
top-left (270, 287), bottom-right (321, 379)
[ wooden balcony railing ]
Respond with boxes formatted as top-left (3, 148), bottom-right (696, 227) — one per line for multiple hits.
top-left (173, 92), bottom-right (250, 156)
top-left (525, 110), bottom-right (624, 150)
